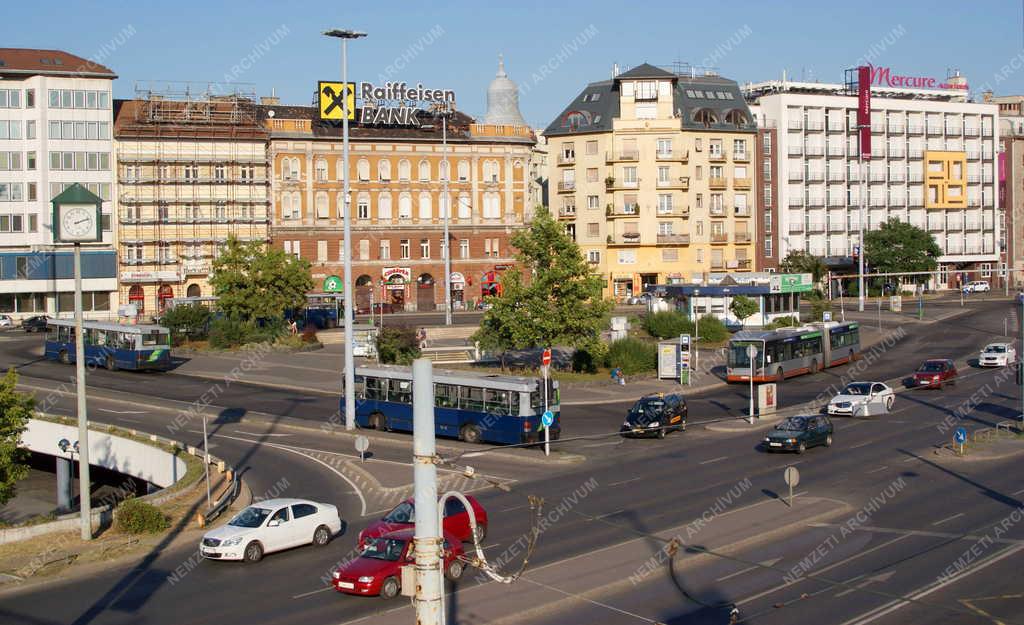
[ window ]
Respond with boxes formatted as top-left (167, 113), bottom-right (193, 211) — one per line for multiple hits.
top-left (658, 221), bottom-right (673, 235)
top-left (420, 239), bottom-right (430, 259)
top-left (658, 166), bottom-right (670, 183)
top-left (588, 250), bottom-right (600, 263)
top-left (439, 160), bottom-right (449, 181)
top-left (398, 193), bottom-right (412, 219)
top-left (586, 167), bottom-right (598, 182)
top-left (459, 239), bottom-right (469, 259)
top-left (764, 238), bottom-right (773, 257)
top-left (315, 159), bottom-right (327, 182)
top-left (357, 193), bottom-right (370, 220)
top-left (317, 240), bottom-right (327, 262)
top-left (292, 503), bottom-right (318, 519)
top-left (634, 80), bottom-right (658, 101)
top-left (27, 183), bottom-right (36, 201)
top-left (316, 192), bottom-right (329, 219)
top-left (763, 133), bottom-right (772, 155)
top-left (398, 159), bottom-right (411, 181)
top-left (733, 139), bottom-right (747, 157)
top-left (657, 194), bottom-right (673, 213)
top-left (215, 201), bottom-right (227, 221)
top-left (623, 166), bottom-right (637, 185)
top-left (662, 248), bottom-right (678, 261)
top-left (418, 192), bottom-right (432, 221)
top-left (457, 160), bottom-right (470, 181)
top-left (214, 164), bottom-right (226, 182)
top-left (378, 193), bottom-right (392, 219)
top-left (357, 158), bottom-right (370, 181)
top-left (379, 240), bottom-right (390, 260)
top-left (657, 138), bottom-right (672, 156)
top-left (418, 160), bottom-right (430, 181)
top-left (400, 239), bottom-right (411, 259)
top-left (585, 140), bottom-right (598, 155)
top-left (483, 160), bottom-right (500, 182)
top-left (378, 159), bottom-right (391, 181)
top-left (587, 222), bottom-right (599, 237)
top-left (618, 250), bottom-right (637, 264)
top-left (709, 140), bottom-right (723, 157)
top-left (458, 195), bottom-right (471, 219)
top-left (26, 151), bottom-right (35, 170)
top-left (483, 193), bottom-right (501, 219)
top-left (587, 195), bottom-right (600, 209)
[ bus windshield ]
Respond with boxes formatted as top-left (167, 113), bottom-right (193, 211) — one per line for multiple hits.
top-left (728, 343), bottom-right (759, 367)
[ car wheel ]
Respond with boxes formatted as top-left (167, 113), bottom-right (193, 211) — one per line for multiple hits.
top-left (105, 355), bottom-right (117, 371)
top-left (825, 434), bottom-right (833, 447)
top-left (380, 576), bottom-right (400, 599)
top-left (657, 426), bottom-right (666, 439)
top-left (313, 525), bottom-right (331, 547)
top-left (243, 541), bottom-right (264, 563)
top-left (460, 424), bottom-right (482, 444)
top-left (59, 350), bottom-right (70, 365)
top-left (446, 559), bottom-right (465, 581)
top-left (885, 396), bottom-right (894, 411)
top-left (369, 413), bottom-right (385, 431)
top-left (797, 442), bottom-right (806, 454)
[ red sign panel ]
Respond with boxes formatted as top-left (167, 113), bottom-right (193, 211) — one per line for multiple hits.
top-left (866, 64), bottom-right (968, 91)
top-left (857, 66), bottom-right (871, 160)
top-left (542, 348), bottom-right (552, 366)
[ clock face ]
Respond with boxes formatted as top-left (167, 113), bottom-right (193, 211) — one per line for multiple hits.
top-left (59, 206), bottom-right (98, 241)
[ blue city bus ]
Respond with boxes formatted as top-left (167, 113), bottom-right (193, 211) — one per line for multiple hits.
top-left (344, 364), bottom-right (561, 445)
top-left (44, 319), bottom-right (172, 371)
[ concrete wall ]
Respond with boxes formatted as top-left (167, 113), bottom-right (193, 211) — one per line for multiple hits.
top-left (21, 419), bottom-right (187, 488)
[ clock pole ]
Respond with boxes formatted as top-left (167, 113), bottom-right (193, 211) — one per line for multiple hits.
top-left (73, 241), bottom-right (92, 540)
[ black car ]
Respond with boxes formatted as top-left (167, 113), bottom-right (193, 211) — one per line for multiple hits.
top-left (621, 393), bottom-right (687, 439)
top-left (763, 415), bottom-right (833, 454)
top-left (21, 315), bottom-right (48, 333)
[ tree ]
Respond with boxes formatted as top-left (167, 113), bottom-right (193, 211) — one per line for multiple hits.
top-left (780, 250), bottom-right (828, 283)
top-left (473, 207), bottom-right (612, 362)
top-left (0, 369), bottom-right (33, 506)
top-left (729, 295), bottom-right (759, 325)
top-left (376, 326), bottom-right (421, 365)
top-left (160, 303), bottom-right (212, 345)
top-left (864, 218), bottom-right (942, 281)
top-left (209, 237), bottom-right (313, 322)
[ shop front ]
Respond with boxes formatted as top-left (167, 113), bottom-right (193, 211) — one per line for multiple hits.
top-left (450, 272), bottom-right (466, 309)
top-left (382, 267), bottom-right (410, 312)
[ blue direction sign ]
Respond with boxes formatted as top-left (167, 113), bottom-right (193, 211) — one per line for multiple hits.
top-left (954, 427), bottom-right (967, 444)
top-left (541, 411), bottom-right (554, 429)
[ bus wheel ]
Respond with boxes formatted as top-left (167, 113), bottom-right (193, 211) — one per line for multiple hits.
top-left (59, 350), bottom-right (70, 365)
top-left (460, 424), bottom-right (482, 444)
top-left (369, 413), bottom-right (385, 431)
top-left (809, 359), bottom-right (818, 374)
top-left (776, 367), bottom-right (785, 382)
top-left (105, 355), bottom-right (117, 371)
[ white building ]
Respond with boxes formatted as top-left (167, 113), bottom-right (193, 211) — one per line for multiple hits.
top-left (745, 75), bottom-right (999, 288)
top-left (0, 48), bottom-right (118, 317)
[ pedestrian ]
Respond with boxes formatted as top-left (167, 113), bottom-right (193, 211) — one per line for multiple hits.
top-left (417, 327), bottom-right (427, 349)
top-left (289, 319), bottom-right (298, 335)
top-left (611, 367), bottom-right (625, 386)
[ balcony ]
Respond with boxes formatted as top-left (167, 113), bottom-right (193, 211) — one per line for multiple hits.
top-left (869, 172), bottom-right (887, 182)
top-left (888, 123), bottom-right (905, 134)
top-left (827, 121), bottom-right (845, 132)
top-left (606, 178), bottom-right (639, 190)
top-left (908, 148), bottom-right (923, 159)
top-left (805, 145), bottom-right (825, 156)
top-left (789, 222), bottom-right (804, 233)
top-left (967, 198), bottom-right (981, 207)
top-left (927, 220), bottom-right (944, 231)
top-left (733, 259), bottom-right (752, 270)
top-left (656, 207), bottom-right (690, 218)
top-left (788, 170), bottom-right (804, 182)
top-left (734, 231), bottom-right (751, 243)
top-left (967, 174), bottom-right (981, 183)
top-left (828, 197), bottom-right (846, 207)
top-left (983, 126), bottom-right (994, 136)
top-left (965, 220), bottom-right (981, 230)
top-left (927, 125), bottom-right (943, 135)
top-left (656, 233), bottom-right (690, 245)
top-left (709, 207), bottom-right (727, 218)
top-left (966, 151), bottom-right (980, 160)
top-left (710, 259), bottom-right (726, 270)
top-left (982, 150), bottom-right (994, 160)
top-left (888, 148), bottom-right (905, 158)
top-left (907, 124), bottom-right (924, 135)
top-left (946, 219), bottom-right (964, 231)
top-left (871, 122), bottom-right (885, 133)
top-left (889, 171), bottom-right (905, 182)
top-left (558, 208), bottom-right (577, 220)
top-left (788, 145), bottom-right (803, 156)
top-left (733, 177), bottom-right (752, 189)
top-left (733, 151), bottom-right (750, 162)
top-left (605, 151), bottom-right (639, 162)
top-left (848, 222), bottom-right (861, 232)
top-left (909, 197), bottom-right (924, 207)
top-left (734, 207), bottom-right (751, 218)
top-left (964, 126), bottom-right (980, 136)
top-left (557, 154), bottom-right (575, 166)
top-left (656, 149), bottom-right (689, 162)
top-left (709, 177), bottom-right (727, 189)
top-left (656, 176), bottom-right (690, 190)
top-left (805, 121), bottom-right (824, 131)
top-left (806, 171), bottom-right (825, 182)
top-left (870, 196), bottom-right (886, 207)
top-left (788, 197), bottom-right (805, 208)
top-left (945, 125), bottom-right (961, 135)
top-left (983, 173), bottom-right (994, 183)
top-left (710, 232), bottom-right (729, 244)
top-left (708, 150), bottom-right (728, 162)
top-left (908, 172), bottom-right (923, 183)
top-left (806, 221), bottom-right (826, 233)
top-left (827, 171), bottom-right (845, 182)
top-left (607, 204), bottom-right (640, 218)
top-left (788, 119), bottom-right (803, 130)
top-left (556, 181), bottom-right (576, 193)
top-left (828, 219), bottom-right (846, 232)
top-left (827, 146), bottom-right (846, 157)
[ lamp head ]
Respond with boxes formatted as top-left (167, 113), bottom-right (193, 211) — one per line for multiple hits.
top-left (323, 29), bottom-right (367, 40)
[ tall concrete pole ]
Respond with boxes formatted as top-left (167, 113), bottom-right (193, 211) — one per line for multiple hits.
top-left (342, 37), bottom-right (356, 431)
top-left (443, 114), bottom-right (452, 326)
top-left (74, 243), bottom-right (92, 540)
top-left (858, 152), bottom-right (866, 312)
top-left (412, 358), bottom-right (442, 625)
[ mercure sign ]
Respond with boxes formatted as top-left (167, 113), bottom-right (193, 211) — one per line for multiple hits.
top-left (866, 65), bottom-right (968, 90)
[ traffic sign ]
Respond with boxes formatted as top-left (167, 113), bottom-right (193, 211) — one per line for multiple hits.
top-left (541, 411), bottom-right (554, 428)
top-left (784, 465), bottom-right (800, 487)
top-left (954, 427), bottom-right (967, 444)
top-left (319, 81), bottom-right (356, 120)
top-left (542, 348), bottom-right (552, 367)
top-left (355, 435), bottom-right (369, 462)
top-left (822, 311), bottom-right (832, 322)
top-left (323, 275), bottom-right (343, 293)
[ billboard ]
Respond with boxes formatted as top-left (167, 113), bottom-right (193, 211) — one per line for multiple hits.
top-left (857, 66), bottom-right (871, 160)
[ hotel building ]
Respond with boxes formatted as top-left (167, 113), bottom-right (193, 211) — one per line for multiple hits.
top-left (745, 75), bottom-right (1000, 287)
top-left (0, 48), bottom-right (117, 318)
top-left (544, 64), bottom-right (758, 301)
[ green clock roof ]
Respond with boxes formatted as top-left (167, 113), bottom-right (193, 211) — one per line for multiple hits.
top-left (50, 183), bottom-right (102, 205)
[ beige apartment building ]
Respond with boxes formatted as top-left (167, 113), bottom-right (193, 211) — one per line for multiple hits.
top-left (544, 63), bottom-right (757, 300)
top-left (113, 86), bottom-right (270, 314)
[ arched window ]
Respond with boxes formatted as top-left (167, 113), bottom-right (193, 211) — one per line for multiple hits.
top-left (694, 108), bottom-right (718, 128)
top-left (398, 193), bottom-right (412, 219)
top-left (418, 192), bottom-right (432, 221)
top-left (457, 160), bottom-right (470, 182)
top-left (281, 193), bottom-right (292, 219)
top-left (439, 160), bottom-right (450, 181)
top-left (337, 192), bottom-right (347, 217)
top-left (378, 192), bottom-right (393, 219)
top-left (128, 285), bottom-right (145, 313)
top-left (356, 275), bottom-right (373, 287)
top-left (289, 157), bottom-right (300, 179)
top-left (315, 158), bottom-right (328, 182)
top-left (186, 284), bottom-right (201, 297)
top-left (458, 194), bottom-right (471, 219)
top-left (316, 192), bottom-right (329, 219)
top-left (357, 158), bottom-right (370, 181)
top-left (398, 159), bottom-right (411, 181)
top-left (439, 192), bottom-right (451, 218)
top-left (357, 192), bottom-right (371, 220)
top-left (291, 191), bottom-right (302, 218)
top-left (418, 160), bottom-right (431, 181)
top-left (378, 159), bottom-right (391, 181)
top-left (725, 109), bottom-right (749, 128)
top-left (483, 160), bottom-right (500, 182)
top-left (158, 284), bottom-right (174, 311)
top-left (483, 192), bottom-right (501, 219)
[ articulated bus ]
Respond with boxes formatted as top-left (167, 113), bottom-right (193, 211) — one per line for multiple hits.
top-left (344, 364), bottom-right (560, 445)
top-left (726, 321), bottom-right (861, 383)
top-left (44, 319), bottom-right (172, 371)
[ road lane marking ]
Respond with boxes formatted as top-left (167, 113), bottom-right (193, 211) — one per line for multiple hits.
top-left (715, 557), bottom-right (782, 582)
top-left (582, 441), bottom-right (623, 448)
top-left (699, 455), bottom-right (729, 465)
top-left (931, 512), bottom-right (965, 527)
top-left (232, 430), bottom-right (293, 437)
top-left (1013, 487), bottom-right (1024, 496)
top-left (265, 443), bottom-right (367, 516)
top-left (806, 522), bottom-right (1024, 545)
top-left (500, 504), bottom-right (529, 513)
top-left (833, 571), bottom-right (895, 598)
top-left (607, 477), bottom-right (641, 487)
top-left (97, 408), bottom-right (148, 414)
top-left (865, 465), bottom-right (888, 474)
top-left (115, 417), bottom-right (144, 424)
top-left (849, 440), bottom-right (873, 450)
top-left (293, 586), bottom-right (334, 599)
top-left (592, 509), bottom-right (625, 520)
top-left (901, 456), bottom-right (919, 463)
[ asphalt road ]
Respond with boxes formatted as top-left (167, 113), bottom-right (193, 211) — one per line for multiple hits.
top-left (1, 298), bottom-right (1022, 625)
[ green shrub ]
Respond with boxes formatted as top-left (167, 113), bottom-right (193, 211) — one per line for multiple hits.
top-left (571, 341), bottom-right (608, 373)
top-left (695, 315), bottom-right (729, 343)
top-left (208, 316), bottom-right (285, 348)
top-left (377, 326), bottom-right (421, 365)
top-left (160, 303), bottom-right (212, 346)
top-left (301, 326), bottom-right (319, 344)
top-left (767, 315), bottom-right (799, 329)
top-left (807, 296), bottom-right (833, 322)
top-left (642, 311), bottom-right (693, 339)
top-left (604, 337), bottom-right (657, 375)
top-left (116, 498), bottom-right (169, 534)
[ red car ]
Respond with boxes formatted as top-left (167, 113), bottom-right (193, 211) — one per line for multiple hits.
top-left (333, 529), bottom-right (466, 598)
top-left (912, 359), bottom-right (958, 389)
top-left (358, 496), bottom-right (488, 548)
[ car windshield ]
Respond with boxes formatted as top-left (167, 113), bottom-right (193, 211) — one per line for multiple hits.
top-left (842, 382), bottom-right (872, 396)
top-left (628, 399), bottom-right (665, 421)
top-left (919, 362), bottom-right (944, 372)
top-left (383, 501), bottom-right (415, 524)
top-left (775, 417), bottom-right (808, 431)
top-left (228, 506), bottom-right (271, 528)
top-left (984, 345), bottom-right (1007, 353)
top-left (362, 537), bottom-right (407, 561)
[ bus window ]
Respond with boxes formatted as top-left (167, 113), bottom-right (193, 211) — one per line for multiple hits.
top-left (353, 375), bottom-right (366, 399)
top-left (485, 389), bottom-right (510, 415)
top-left (390, 380), bottom-right (412, 405)
top-left (142, 331), bottom-right (169, 347)
top-left (364, 376), bottom-right (385, 400)
top-left (435, 383), bottom-right (457, 408)
top-left (461, 386), bottom-right (484, 412)
top-left (58, 326), bottom-right (72, 343)
top-left (511, 392), bottom-right (522, 416)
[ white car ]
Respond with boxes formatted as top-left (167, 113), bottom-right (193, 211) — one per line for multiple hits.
top-left (964, 281), bottom-right (990, 293)
top-left (979, 342), bottom-right (1016, 367)
top-left (200, 498), bottom-right (342, 562)
top-left (0, 315), bottom-right (12, 328)
top-left (827, 381), bottom-right (895, 416)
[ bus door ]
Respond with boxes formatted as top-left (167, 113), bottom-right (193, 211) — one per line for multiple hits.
top-left (433, 383), bottom-right (460, 437)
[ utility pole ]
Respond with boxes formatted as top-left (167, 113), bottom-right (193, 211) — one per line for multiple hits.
top-left (74, 242), bottom-right (91, 540)
top-left (412, 358), bottom-right (442, 625)
top-left (858, 149), bottom-right (866, 313)
top-left (442, 111), bottom-right (452, 326)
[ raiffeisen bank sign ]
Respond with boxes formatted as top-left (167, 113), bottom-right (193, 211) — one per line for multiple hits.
top-left (358, 81), bottom-right (456, 126)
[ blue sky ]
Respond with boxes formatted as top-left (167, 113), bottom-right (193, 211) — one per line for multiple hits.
top-left (3, 0), bottom-right (1021, 128)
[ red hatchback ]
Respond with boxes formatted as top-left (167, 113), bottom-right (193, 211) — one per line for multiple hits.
top-left (358, 496), bottom-right (488, 548)
top-left (333, 529), bottom-right (466, 598)
top-left (913, 359), bottom-right (958, 389)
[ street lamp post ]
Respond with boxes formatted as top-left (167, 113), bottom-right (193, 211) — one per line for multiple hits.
top-left (693, 288), bottom-right (700, 377)
top-left (746, 344), bottom-right (757, 424)
top-left (442, 112), bottom-right (452, 326)
top-left (324, 28), bottom-right (367, 432)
